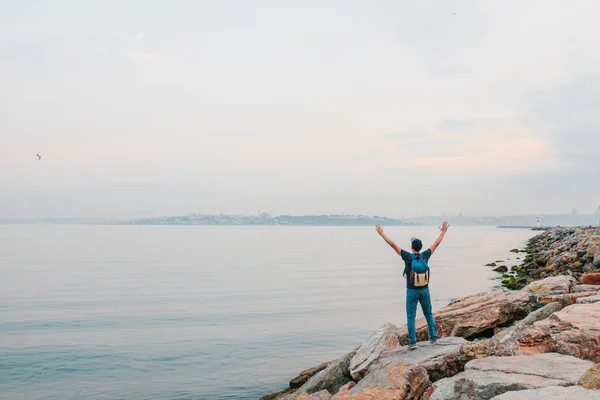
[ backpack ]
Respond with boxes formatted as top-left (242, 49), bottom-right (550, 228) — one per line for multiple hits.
top-left (410, 253), bottom-right (430, 287)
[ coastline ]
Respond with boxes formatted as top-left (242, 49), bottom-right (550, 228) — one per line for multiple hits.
top-left (261, 227), bottom-right (600, 400)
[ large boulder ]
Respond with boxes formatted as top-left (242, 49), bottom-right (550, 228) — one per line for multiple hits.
top-left (398, 291), bottom-right (534, 345)
top-left (349, 323), bottom-right (400, 381)
top-left (579, 363), bottom-right (600, 390)
top-left (368, 337), bottom-right (467, 382)
top-left (522, 275), bottom-right (576, 294)
top-left (489, 303), bottom-right (600, 362)
top-left (331, 361), bottom-right (429, 400)
top-left (490, 386), bottom-right (600, 399)
top-left (427, 353), bottom-right (593, 400)
top-left (581, 273), bottom-right (600, 285)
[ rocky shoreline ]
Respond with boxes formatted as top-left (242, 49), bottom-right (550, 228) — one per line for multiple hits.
top-left (260, 227), bottom-right (600, 400)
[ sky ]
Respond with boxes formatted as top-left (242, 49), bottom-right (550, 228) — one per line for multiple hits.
top-left (1, 0), bottom-right (600, 219)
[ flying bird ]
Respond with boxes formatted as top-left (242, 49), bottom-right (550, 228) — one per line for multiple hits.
top-left (452, 12), bottom-right (457, 15)
top-left (36, 154), bottom-right (41, 160)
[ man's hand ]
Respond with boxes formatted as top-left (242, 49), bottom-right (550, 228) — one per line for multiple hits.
top-left (376, 224), bottom-right (401, 255)
top-left (430, 221), bottom-right (449, 254)
top-left (440, 221), bottom-right (449, 233)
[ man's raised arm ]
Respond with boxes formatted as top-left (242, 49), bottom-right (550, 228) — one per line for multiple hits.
top-left (430, 221), bottom-right (449, 254)
top-left (376, 224), bottom-right (402, 255)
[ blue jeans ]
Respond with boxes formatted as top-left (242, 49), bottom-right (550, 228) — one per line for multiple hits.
top-left (406, 288), bottom-right (438, 345)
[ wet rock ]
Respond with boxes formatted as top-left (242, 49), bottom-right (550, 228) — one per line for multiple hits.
top-left (349, 323), bottom-right (400, 381)
top-left (398, 291), bottom-right (534, 345)
top-left (522, 275), bottom-right (576, 294)
top-left (490, 386), bottom-right (600, 400)
top-left (581, 273), bottom-right (600, 285)
top-left (331, 361), bottom-right (429, 400)
top-left (493, 265), bottom-right (508, 273)
top-left (427, 353), bottom-right (593, 400)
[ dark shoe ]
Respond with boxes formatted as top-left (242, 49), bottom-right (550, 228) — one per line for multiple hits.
top-left (408, 344), bottom-right (418, 350)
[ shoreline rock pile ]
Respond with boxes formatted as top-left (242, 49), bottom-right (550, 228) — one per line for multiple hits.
top-left (492, 226), bottom-right (600, 290)
top-left (261, 227), bottom-right (600, 400)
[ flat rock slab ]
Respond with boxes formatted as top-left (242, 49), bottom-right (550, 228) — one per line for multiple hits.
top-left (427, 353), bottom-right (593, 400)
top-left (349, 323), bottom-right (400, 381)
top-left (331, 362), bottom-right (429, 400)
top-left (490, 386), bottom-right (600, 400)
top-left (373, 337), bottom-right (466, 382)
top-left (398, 290), bottom-right (534, 345)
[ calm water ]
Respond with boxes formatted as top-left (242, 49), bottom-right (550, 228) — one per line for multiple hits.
top-left (0, 225), bottom-right (536, 400)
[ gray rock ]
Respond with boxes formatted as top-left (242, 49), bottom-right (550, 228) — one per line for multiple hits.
top-left (595, 251), bottom-right (600, 268)
top-left (373, 336), bottom-right (467, 382)
top-left (297, 351), bottom-right (355, 395)
top-left (349, 323), bottom-right (400, 381)
top-left (571, 284), bottom-right (600, 293)
top-left (584, 263), bottom-right (596, 273)
top-left (490, 386), bottom-right (600, 400)
top-left (577, 294), bottom-right (600, 304)
top-left (520, 302), bottom-right (563, 326)
top-left (427, 353), bottom-right (593, 400)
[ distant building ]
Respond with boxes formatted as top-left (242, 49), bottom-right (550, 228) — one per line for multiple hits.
top-left (572, 208), bottom-right (578, 216)
top-left (458, 212), bottom-right (463, 217)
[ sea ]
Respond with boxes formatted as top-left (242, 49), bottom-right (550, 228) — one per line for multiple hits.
top-left (0, 225), bottom-right (536, 400)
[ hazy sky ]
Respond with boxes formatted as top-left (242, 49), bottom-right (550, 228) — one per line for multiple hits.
top-left (2, 0), bottom-right (600, 218)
